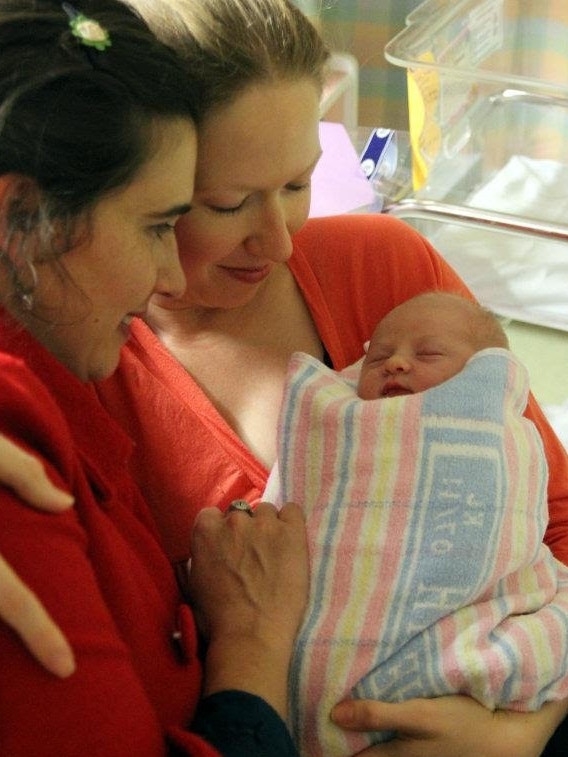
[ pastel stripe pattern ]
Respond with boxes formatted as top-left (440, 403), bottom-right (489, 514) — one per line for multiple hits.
top-left (273, 348), bottom-right (568, 757)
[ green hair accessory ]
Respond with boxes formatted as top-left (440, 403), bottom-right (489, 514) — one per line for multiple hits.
top-left (63, 3), bottom-right (112, 52)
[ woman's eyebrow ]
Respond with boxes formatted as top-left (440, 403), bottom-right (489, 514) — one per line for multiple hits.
top-left (146, 203), bottom-right (192, 219)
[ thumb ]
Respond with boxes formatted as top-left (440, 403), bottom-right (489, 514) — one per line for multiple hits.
top-left (330, 701), bottom-right (409, 757)
top-left (331, 698), bottom-right (427, 734)
top-left (332, 699), bottom-right (387, 730)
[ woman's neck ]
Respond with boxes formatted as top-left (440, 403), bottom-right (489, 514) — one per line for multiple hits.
top-left (145, 300), bottom-right (236, 349)
top-left (140, 265), bottom-right (324, 467)
top-left (145, 265), bottom-right (291, 347)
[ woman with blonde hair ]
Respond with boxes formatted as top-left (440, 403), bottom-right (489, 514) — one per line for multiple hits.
top-left (3, 1), bottom-right (568, 754)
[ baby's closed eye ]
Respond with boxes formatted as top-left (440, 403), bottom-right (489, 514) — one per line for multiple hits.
top-left (416, 350), bottom-right (446, 361)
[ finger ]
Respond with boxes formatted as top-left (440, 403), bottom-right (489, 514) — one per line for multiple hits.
top-left (252, 501), bottom-right (279, 518)
top-left (190, 508), bottom-right (224, 552)
top-left (332, 698), bottom-right (432, 736)
top-left (332, 701), bottom-right (436, 757)
top-left (0, 555), bottom-right (75, 678)
top-left (194, 506), bottom-right (224, 527)
top-left (0, 436), bottom-right (73, 512)
top-left (276, 501), bottom-right (305, 524)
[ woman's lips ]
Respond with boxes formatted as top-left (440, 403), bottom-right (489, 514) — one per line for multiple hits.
top-left (220, 265), bottom-right (271, 284)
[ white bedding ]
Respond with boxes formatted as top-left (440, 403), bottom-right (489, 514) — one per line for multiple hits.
top-left (430, 155), bottom-right (568, 332)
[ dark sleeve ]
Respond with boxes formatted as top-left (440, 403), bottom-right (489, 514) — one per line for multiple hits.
top-left (191, 691), bottom-right (299, 757)
top-left (540, 713), bottom-right (568, 757)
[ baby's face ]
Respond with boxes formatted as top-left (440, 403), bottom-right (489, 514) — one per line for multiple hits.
top-left (357, 298), bottom-right (477, 400)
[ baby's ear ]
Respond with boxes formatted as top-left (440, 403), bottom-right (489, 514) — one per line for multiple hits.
top-left (363, 340), bottom-right (370, 353)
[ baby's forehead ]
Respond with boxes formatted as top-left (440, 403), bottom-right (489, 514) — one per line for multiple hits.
top-left (371, 329), bottom-right (447, 348)
top-left (376, 302), bottom-right (454, 334)
top-left (384, 295), bottom-right (474, 329)
top-left (370, 300), bottom-right (476, 350)
top-left (395, 294), bottom-right (467, 317)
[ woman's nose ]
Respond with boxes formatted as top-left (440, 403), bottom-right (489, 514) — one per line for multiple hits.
top-left (155, 239), bottom-right (187, 299)
top-left (245, 200), bottom-right (293, 262)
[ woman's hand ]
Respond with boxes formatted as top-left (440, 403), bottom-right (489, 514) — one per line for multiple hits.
top-left (188, 501), bottom-right (309, 718)
top-left (0, 433), bottom-right (75, 677)
top-left (331, 695), bottom-right (568, 757)
top-left (0, 553), bottom-right (75, 678)
top-left (0, 434), bottom-right (74, 512)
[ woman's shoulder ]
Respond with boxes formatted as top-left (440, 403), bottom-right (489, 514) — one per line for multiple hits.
top-left (291, 212), bottom-right (463, 290)
top-left (0, 352), bottom-right (65, 430)
top-left (293, 212), bottom-right (474, 303)
top-left (295, 212), bottom-right (414, 245)
top-left (0, 351), bottom-right (76, 493)
top-left (293, 213), bottom-right (438, 269)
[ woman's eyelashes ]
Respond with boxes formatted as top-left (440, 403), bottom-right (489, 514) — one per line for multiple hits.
top-left (149, 209), bottom-right (192, 239)
top-left (151, 222), bottom-right (177, 239)
top-left (286, 181), bottom-right (311, 193)
top-left (211, 203), bottom-right (243, 215)
top-left (208, 181), bottom-right (311, 215)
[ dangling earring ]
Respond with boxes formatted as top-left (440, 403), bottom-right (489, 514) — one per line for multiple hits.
top-left (15, 258), bottom-right (38, 312)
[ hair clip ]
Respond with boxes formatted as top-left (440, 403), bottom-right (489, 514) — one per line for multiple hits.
top-left (62, 3), bottom-right (112, 51)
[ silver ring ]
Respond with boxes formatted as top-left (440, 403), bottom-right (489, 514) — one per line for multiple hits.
top-left (228, 499), bottom-right (254, 517)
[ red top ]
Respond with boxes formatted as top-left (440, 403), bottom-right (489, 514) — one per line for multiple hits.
top-left (0, 315), bottom-right (220, 757)
top-left (97, 214), bottom-right (568, 565)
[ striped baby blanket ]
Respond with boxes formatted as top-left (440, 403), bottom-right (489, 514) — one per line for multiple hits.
top-left (268, 348), bottom-right (568, 757)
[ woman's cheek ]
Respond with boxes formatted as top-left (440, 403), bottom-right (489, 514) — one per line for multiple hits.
top-left (289, 191), bottom-right (312, 235)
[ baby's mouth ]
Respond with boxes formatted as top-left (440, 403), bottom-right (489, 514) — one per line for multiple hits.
top-left (382, 381), bottom-right (412, 398)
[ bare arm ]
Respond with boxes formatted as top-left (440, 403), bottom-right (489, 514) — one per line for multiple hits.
top-left (189, 501), bottom-right (309, 720)
top-left (0, 433), bottom-right (75, 677)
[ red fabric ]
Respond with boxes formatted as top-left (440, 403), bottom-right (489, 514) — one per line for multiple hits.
top-left (0, 316), bottom-right (220, 757)
top-left (96, 214), bottom-right (568, 565)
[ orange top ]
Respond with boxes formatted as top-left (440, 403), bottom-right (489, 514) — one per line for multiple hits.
top-left (96, 214), bottom-right (568, 565)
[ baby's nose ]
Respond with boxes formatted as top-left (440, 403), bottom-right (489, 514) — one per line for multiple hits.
top-left (384, 354), bottom-right (411, 373)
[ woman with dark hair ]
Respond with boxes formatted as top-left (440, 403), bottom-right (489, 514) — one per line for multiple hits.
top-left (0, 2), bottom-right (308, 755)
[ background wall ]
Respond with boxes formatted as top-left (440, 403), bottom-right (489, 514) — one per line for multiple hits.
top-left (295, 0), bottom-right (423, 130)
